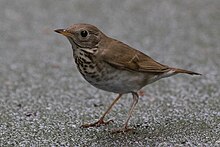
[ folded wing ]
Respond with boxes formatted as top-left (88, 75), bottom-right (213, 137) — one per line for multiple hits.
top-left (101, 39), bottom-right (170, 73)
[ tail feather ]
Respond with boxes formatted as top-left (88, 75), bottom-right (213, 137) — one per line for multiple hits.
top-left (172, 68), bottom-right (201, 75)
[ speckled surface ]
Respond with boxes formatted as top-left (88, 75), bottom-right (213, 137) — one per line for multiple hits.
top-left (0, 0), bottom-right (219, 146)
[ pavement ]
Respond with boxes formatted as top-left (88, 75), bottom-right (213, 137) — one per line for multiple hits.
top-left (0, 0), bottom-right (219, 146)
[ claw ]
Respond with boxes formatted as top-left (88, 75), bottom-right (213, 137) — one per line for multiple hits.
top-left (81, 119), bottom-right (114, 128)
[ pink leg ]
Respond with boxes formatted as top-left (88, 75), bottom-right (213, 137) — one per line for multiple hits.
top-left (81, 94), bottom-right (123, 128)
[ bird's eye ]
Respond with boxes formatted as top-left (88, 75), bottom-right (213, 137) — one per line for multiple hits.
top-left (80, 30), bottom-right (88, 37)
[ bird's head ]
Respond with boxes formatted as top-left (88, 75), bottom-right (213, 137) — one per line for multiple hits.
top-left (54, 24), bottom-right (104, 49)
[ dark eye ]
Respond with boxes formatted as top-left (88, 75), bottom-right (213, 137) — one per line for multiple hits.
top-left (80, 30), bottom-right (88, 37)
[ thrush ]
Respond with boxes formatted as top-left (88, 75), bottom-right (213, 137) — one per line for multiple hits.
top-left (54, 23), bottom-right (201, 133)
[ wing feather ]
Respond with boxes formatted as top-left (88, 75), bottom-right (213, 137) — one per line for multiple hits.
top-left (100, 39), bottom-right (170, 73)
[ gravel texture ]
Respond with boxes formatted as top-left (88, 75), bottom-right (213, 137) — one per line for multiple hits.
top-left (0, 0), bottom-right (219, 146)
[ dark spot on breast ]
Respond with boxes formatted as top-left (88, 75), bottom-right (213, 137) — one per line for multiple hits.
top-left (90, 75), bottom-right (96, 78)
top-left (80, 58), bottom-right (91, 64)
top-left (87, 71), bottom-right (96, 75)
top-left (75, 58), bottom-right (78, 64)
top-left (84, 70), bottom-right (89, 74)
top-left (79, 60), bottom-right (83, 65)
top-left (85, 54), bottom-right (93, 62)
top-left (81, 58), bottom-right (86, 62)
top-left (95, 78), bottom-right (101, 82)
top-left (89, 65), bottom-right (94, 68)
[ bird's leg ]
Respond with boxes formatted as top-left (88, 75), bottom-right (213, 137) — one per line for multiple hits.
top-left (81, 94), bottom-right (123, 128)
top-left (112, 92), bottom-right (139, 133)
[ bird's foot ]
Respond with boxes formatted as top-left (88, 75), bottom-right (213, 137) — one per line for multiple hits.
top-left (81, 118), bottom-right (114, 128)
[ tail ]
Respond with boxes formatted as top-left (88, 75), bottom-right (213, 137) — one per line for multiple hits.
top-left (172, 68), bottom-right (201, 75)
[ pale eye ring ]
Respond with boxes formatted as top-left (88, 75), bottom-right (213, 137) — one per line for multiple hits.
top-left (80, 30), bottom-right (88, 37)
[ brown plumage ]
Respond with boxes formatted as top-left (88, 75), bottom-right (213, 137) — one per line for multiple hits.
top-left (55, 23), bottom-right (201, 133)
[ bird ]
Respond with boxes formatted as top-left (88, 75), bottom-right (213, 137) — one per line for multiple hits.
top-left (54, 23), bottom-right (201, 133)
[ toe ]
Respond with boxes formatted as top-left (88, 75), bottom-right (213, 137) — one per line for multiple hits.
top-left (80, 119), bottom-right (114, 128)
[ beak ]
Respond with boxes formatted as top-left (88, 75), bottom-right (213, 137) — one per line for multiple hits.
top-left (54, 29), bottom-right (72, 37)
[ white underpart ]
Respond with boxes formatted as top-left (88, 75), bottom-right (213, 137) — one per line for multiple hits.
top-left (148, 69), bottom-right (176, 84)
top-left (88, 67), bottom-right (147, 93)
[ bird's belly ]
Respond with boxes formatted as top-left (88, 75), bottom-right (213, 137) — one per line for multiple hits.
top-left (83, 65), bottom-right (151, 94)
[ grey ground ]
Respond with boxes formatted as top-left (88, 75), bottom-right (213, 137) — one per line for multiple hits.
top-left (0, 0), bottom-right (220, 146)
